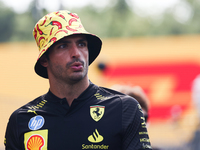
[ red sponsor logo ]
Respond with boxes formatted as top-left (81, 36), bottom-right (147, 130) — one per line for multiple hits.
top-left (27, 135), bottom-right (44, 150)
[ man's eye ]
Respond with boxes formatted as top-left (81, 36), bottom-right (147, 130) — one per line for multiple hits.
top-left (58, 44), bottom-right (66, 49)
top-left (78, 42), bottom-right (86, 47)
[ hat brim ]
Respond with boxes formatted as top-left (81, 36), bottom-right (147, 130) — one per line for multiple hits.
top-left (34, 33), bottom-right (102, 78)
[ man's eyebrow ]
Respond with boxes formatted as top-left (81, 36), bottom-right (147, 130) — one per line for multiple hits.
top-left (57, 38), bottom-right (87, 44)
top-left (77, 39), bottom-right (87, 42)
top-left (56, 40), bottom-right (70, 44)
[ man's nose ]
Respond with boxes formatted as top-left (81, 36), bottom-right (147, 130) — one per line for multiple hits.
top-left (71, 44), bottom-right (80, 58)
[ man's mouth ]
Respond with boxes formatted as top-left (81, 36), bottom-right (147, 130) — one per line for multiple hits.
top-left (70, 62), bottom-right (83, 71)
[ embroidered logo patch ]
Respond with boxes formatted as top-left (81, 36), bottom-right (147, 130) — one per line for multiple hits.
top-left (24, 129), bottom-right (48, 150)
top-left (27, 135), bottom-right (44, 150)
top-left (90, 105), bottom-right (105, 122)
top-left (28, 115), bottom-right (45, 130)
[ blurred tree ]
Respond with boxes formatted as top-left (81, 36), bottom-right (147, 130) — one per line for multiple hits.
top-left (105, 0), bottom-right (132, 37)
top-left (11, 0), bottom-right (44, 42)
top-left (11, 11), bottom-right (36, 41)
top-left (31, 0), bottom-right (44, 22)
top-left (0, 1), bottom-right (15, 42)
top-left (0, 0), bottom-right (200, 42)
top-left (185, 0), bottom-right (200, 34)
top-left (144, 0), bottom-right (200, 36)
top-left (73, 0), bottom-right (138, 38)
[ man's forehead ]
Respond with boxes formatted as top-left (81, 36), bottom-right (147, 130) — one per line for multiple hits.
top-left (49, 34), bottom-right (88, 49)
top-left (60, 34), bottom-right (87, 41)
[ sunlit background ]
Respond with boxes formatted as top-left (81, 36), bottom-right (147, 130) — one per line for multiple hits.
top-left (0, 0), bottom-right (200, 149)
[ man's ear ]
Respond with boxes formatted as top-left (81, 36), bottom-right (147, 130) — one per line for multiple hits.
top-left (39, 55), bottom-right (48, 67)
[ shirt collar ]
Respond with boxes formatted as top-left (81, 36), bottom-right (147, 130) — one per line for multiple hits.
top-left (45, 81), bottom-right (98, 103)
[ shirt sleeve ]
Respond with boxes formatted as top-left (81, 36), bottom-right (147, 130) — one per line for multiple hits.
top-left (4, 110), bottom-right (22, 150)
top-left (121, 95), bottom-right (152, 150)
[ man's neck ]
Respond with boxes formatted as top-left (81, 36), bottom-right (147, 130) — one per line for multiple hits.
top-left (49, 78), bottom-right (90, 106)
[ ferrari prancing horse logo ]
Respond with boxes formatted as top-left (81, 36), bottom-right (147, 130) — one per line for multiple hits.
top-left (90, 105), bottom-right (105, 122)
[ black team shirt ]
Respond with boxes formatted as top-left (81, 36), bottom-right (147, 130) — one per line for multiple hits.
top-left (5, 82), bottom-right (152, 150)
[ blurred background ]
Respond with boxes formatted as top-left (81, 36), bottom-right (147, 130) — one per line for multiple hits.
top-left (0, 0), bottom-right (200, 149)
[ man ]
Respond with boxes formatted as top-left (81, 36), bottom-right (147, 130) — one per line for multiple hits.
top-left (4, 10), bottom-right (152, 150)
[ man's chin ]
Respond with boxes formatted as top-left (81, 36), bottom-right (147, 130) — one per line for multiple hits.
top-left (68, 73), bottom-right (86, 83)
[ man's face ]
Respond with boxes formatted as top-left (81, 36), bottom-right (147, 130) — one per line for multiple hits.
top-left (43, 34), bottom-right (89, 84)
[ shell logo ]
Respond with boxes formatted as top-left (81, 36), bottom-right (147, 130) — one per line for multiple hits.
top-left (27, 135), bottom-right (44, 150)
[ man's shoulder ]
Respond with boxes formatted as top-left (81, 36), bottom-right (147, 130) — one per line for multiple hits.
top-left (98, 86), bottom-right (125, 95)
top-left (97, 86), bottom-right (140, 115)
top-left (10, 94), bottom-right (46, 117)
top-left (97, 86), bottom-right (138, 103)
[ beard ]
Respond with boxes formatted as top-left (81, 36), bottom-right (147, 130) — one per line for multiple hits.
top-left (48, 58), bottom-right (88, 84)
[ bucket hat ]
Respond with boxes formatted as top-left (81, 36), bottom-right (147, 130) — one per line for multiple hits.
top-left (33, 10), bottom-right (102, 78)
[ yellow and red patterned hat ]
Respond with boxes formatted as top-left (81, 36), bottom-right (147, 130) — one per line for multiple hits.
top-left (33, 10), bottom-right (102, 78)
